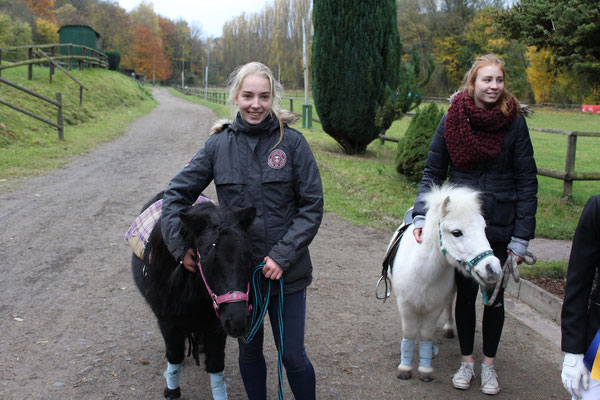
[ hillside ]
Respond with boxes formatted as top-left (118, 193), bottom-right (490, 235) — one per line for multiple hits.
top-left (0, 65), bottom-right (156, 187)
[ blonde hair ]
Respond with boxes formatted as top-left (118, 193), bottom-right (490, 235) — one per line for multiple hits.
top-left (460, 54), bottom-right (520, 116)
top-left (226, 62), bottom-right (285, 148)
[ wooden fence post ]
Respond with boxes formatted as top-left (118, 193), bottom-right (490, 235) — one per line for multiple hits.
top-left (50, 46), bottom-right (55, 80)
top-left (290, 98), bottom-right (294, 113)
top-left (68, 45), bottom-right (72, 70)
top-left (563, 133), bottom-right (577, 197)
top-left (0, 49), bottom-right (2, 87)
top-left (28, 47), bottom-right (33, 80)
top-left (56, 92), bottom-right (64, 141)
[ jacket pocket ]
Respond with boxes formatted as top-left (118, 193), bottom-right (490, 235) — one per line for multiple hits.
top-left (214, 173), bottom-right (245, 203)
top-left (486, 192), bottom-right (517, 226)
top-left (262, 170), bottom-right (292, 184)
top-left (262, 170), bottom-right (295, 204)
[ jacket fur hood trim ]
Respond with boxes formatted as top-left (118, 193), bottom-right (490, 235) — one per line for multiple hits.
top-left (210, 110), bottom-right (299, 134)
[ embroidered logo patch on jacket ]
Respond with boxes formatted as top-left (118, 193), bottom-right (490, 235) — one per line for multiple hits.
top-left (268, 149), bottom-right (287, 169)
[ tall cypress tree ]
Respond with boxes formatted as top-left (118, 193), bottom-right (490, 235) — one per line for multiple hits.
top-left (312, 0), bottom-right (400, 155)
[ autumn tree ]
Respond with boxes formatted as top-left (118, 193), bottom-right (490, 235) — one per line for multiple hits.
top-left (312, 0), bottom-right (400, 155)
top-left (219, 0), bottom-right (311, 89)
top-left (526, 46), bottom-right (587, 104)
top-left (158, 17), bottom-right (196, 84)
top-left (0, 11), bottom-right (32, 47)
top-left (67, 0), bottom-right (93, 17)
top-left (89, 1), bottom-right (130, 49)
top-left (395, 0), bottom-right (524, 97)
top-left (55, 3), bottom-right (79, 26)
top-left (23, 0), bottom-right (55, 21)
top-left (33, 18), bottom-right (59, 44)
top-left (132, 24), bottom-right (171, 81)
top-left (187, 22), bottom-right (206, 85)
top-left (130, 1), bottom-right (161, 38)
top-left (502, 0), bottom-right (600, 101)
top-left (0, 0), bottom-right (34, 25)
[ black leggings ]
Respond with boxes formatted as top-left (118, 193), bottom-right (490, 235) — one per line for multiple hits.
top-left (455, 242), bottom-right (508, 358)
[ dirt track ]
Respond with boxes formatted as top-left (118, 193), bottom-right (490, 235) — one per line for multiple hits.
top-left (0, 88), bottom-right (567, 399)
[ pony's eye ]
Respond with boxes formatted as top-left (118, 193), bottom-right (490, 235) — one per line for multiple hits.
top-left (451, 230), bottom-right (463, 237)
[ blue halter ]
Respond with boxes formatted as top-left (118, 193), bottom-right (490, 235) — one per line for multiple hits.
top-left (438, 221), bottom-right (495, 304)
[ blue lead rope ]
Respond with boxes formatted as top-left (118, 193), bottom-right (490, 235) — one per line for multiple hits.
top-left (243, 263), bottom-right (285, 400)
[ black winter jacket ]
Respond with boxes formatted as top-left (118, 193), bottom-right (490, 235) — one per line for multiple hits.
top-left (413, 113), bottom-right (537, 243)
top-left (561, 195), bottom-right (600, 354)
top-left (161, 114), bottom-right (324, 294)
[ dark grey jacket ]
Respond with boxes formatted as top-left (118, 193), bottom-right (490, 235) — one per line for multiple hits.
top-left (413, 113), bottom-right (538, 243)
top-left (161, 114), bottom-right (323, 294)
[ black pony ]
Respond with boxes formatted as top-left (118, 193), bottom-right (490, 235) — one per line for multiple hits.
top-left (131, 192), bottom-right (256, 399)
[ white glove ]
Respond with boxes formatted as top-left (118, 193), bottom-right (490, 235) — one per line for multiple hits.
top-left (561, 353), bottom-right (590, 399)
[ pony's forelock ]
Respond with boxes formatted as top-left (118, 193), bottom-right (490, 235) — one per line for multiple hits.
top-left (424, 184), bottom-right (482, 219)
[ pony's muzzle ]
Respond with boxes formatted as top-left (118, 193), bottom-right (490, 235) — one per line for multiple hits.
top-left (485, 263), bottom-right (501, 284)
top-left (220, 302), bottom-right (251, 338)
top-left (473, 257), bottom-right (502, 288)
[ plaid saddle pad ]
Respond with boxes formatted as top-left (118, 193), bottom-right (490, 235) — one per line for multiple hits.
top-left (125, 194), bottom-right (212, 259)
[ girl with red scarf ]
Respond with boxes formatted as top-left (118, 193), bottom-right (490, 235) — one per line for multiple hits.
top-left (411, 54), bottom-right (538, 395)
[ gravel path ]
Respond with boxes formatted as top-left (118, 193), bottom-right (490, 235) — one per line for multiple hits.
top-left (0, 88), bottom-right (567, 399)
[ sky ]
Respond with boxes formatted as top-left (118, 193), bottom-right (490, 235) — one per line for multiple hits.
top-left (116, 0), bottom-right (272, 38)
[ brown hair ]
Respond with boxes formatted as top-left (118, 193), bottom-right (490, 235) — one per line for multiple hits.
top-left (460, 54), bottom-right (520, 116)
top-left (226, 62), bottom-right (285, 148)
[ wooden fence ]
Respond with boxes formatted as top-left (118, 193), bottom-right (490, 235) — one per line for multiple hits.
top-left (379, 122), bottom-right (600, 198)
top-left (0, 43), bottom-right (104, 140)
top-left (0, 77), bottom-right (63, 140)
top-left (530, 126), bottom-right (600, 197)
top-left (0, 43), bottom-right (108, 83)
top-left (171, 86), bottom-right (322, 124)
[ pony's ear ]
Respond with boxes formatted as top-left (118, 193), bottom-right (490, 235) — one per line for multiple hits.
top-left (179, 208), bottom-right (211, 234)
top-left (234, 207), bottom-right (256, 229)
top-left (441, 196), bottom-right (451, 218)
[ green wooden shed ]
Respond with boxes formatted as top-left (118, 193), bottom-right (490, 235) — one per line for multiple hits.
top-left (58, 25), bottom-right (100, 56)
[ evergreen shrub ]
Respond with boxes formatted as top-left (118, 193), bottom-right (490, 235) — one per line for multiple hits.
top-left (106, 50), bottom-right (120, 70)
top-left (396, 102), bottom-right (444, 182)
top-left (312, 0), bottom-right (400, 155)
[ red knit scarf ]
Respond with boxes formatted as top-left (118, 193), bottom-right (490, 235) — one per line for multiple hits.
top-left (444, 90), bottom-right (516, 171)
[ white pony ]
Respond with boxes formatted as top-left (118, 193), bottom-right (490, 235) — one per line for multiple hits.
top-left (387, 184), bottom-right (502, 382)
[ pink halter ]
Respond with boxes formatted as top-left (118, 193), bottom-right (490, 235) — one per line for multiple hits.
top-left (196, 250), bottom-right (250, 318)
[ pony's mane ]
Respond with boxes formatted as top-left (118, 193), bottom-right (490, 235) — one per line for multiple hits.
top-left (423, 184), bottom-right (482, 218)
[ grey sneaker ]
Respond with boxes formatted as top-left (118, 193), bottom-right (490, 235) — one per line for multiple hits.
top-left (452, 362), bottom-right (475, 390)
top-left (480, 363), bottom-right (500, 395)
